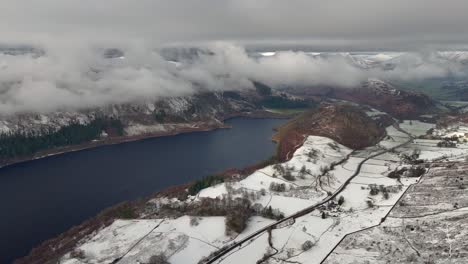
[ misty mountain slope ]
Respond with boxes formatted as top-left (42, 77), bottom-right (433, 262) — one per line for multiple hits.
top-left (287, 78), bottom-right (438, 119)
top-left (0, 92), bottom-right (251, 164)
top-left (0, 93), bottom-right (251, 136)
top-left (0, 87), bottom-right (316, 166)
top-left (0, 49), bottom-right (457, 166)
top-left (335, 79), bottom-right (437, 118)
top-left (344, 51), bottom-right (468, 101)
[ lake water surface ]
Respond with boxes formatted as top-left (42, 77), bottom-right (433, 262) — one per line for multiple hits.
top-left (0, 117), bottom-right (286, 263)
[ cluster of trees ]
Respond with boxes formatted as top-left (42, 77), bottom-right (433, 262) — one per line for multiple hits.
top-left (224, 184), bottom-right (264, 202)
top-left (225, 198), bottom-right (252, 234)
top-left (321, 211), bottom-right (328, 219)
top-left (269, 182), bottom-right (287, 192)
top-left (0, 118), bottom-right (124, 159)
top-left (188, 175), bottom-right (225, 195)
top-left (407, 167), bottom-right (426, 177)
top-left (198, 244), bottom-right (234, 264)
top-left (283, 170), bottom-right (296, 181)
top-left (337, 195), bottom-right (345, 206)
top-left (153, 110), bottom-right (167, 122)
top-left (307, 149), bottom-right (319, 163)
top-left (388, 166), bottom-right (426, 180)
top-left (298, 165), bottom-right (311, 179)
top-left (388, 169), bottom-right (403, 180)
top-left (301, 240), bottom-right (315, 251)
top-left (147, 254), bottom-right (170, 264)
top-left (401, 149), bottom-right (424, 164)
top-left (369, 184), bottom-right (390, 199)
top-left (272, 163), bottom-right (299, 181)
top-left (327, 142), bottom-right (340, 151)
top-left (70, 249), bottom-right (86, 260)
top-left (308, 149), bottom-right (318, 158)
top-left (261, 95), bottom-right (311, 109)
top-left (259, 205), bottom-right (284, 220)
top-left (153, 109), bottom-right (186, 123)
top-left (254, 81), bottom-right (273, 96)
top-left (222, 91), bottom-right (242, 100)
top-left (254, 81), bottom-right (313, 109)
top-left (437, 139), bottom-right (457, 148)
top-left (368, 184), bottom-right (402, 200)
top-left (187, 195), bottom-right (284, 235)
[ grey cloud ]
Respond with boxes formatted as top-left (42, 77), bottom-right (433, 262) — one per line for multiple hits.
top-left (0, 42), bottom-right (466, 114)
top-left (1, 0), bottom-right (468, 49)
top-left (1, 1), bottom-right (468, 114)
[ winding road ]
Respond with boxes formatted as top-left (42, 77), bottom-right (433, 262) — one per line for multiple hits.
top-left (205, 125), bottom-right (413, 264)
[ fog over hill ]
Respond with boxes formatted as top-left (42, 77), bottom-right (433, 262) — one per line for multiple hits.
top-left (0, 43), bottom-right (467, 114)
top-left (0, 0), bottom-right (468, 114)
top-left (5, 1), bottom-right (468, 263)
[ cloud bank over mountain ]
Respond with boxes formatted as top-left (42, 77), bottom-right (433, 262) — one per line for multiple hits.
top-left (1, 42), bottom-right (467, 114)
top-left (1, 0), bottom-right (468, 113)
top-left (2, 0), bottom-right (468, 49)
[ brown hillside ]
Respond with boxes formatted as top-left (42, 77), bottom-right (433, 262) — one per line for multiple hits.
top-left (287, 80), bottom-right (436, 119)
top-left (274, 103), bottom-right (390, 161)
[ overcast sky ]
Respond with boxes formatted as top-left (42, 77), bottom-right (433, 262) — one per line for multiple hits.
top-left (2, 0), bottom-right (468, 50)
top-left (1, 0), bottom-right (468, 114)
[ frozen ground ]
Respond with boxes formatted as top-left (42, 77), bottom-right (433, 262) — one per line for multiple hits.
top-left (399, 120), bottom-right (435, 137)
top-left (217, 149), bottom-right (416, 264)
top-left (324, 163), bottom-right (468, 264)
top-left (433, 124), bottom-right (468, 139)
top-left (60, 122), bottom-right (468, 264)
top-left (198, 136), bottom-right (356, 215)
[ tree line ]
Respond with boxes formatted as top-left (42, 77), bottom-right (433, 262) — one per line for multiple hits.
top-left (0, 118), bottom-right (124, 159)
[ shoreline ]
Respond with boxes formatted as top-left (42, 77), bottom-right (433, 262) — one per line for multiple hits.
top-left (0, 110), bottom-right (290, 170)
top-left (12, 111), bottom-right (292, 264)
top-left (0, 122), bottom-right (227, 170)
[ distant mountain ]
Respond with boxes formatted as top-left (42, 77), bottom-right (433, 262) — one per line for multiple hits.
top-left (0, 45), bottom-right (43, 56)
top-left (438, 51), bottom-right (468, 64)
top-left (286, 78), bottom-right (437, 119)
top-left (0, 87), bottom-right (316, 166)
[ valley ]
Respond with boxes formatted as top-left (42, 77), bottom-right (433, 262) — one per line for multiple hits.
top-left (3, 51), bottom-right (468, 264)
top-left (3, 1), bottom-right (468, 263)
top-left (51, 108), bottom-right (468, 264)
top-left (0, 117), bottom-right (286, 264)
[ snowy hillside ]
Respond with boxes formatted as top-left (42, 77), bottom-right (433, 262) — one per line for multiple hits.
top-left (19, 98), bottom-right (467, 264)
top-left (58, 116), bottom-right (468, 264)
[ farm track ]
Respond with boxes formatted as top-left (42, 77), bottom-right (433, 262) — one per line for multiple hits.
top-left (205, 125), bottom-right (414, 264)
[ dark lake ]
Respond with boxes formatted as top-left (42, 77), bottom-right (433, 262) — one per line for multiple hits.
top-left (0, 117), bottom-right (286, 263)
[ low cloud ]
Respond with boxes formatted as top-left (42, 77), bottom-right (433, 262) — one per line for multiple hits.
top-left (1, 0), bottom-right (468, 114)
top-left (0, 42), bottom-right (466, 114)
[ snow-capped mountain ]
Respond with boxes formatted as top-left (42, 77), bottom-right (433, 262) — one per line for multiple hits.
top-left (253, 50), bottom-right (468, 70)
top-left (437, 51), bottom-right (468, 64)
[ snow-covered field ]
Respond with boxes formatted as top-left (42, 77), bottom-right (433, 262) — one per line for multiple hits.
top-left (61, 216), bottom-right (277, 264)
top-left (199, 136), bottom-right (355, 212)
top-left (60, 121), bottom-right (468, 264)
top-left (399, 120), bottom-right (435, 137)
top-left (433, 124), bottom-right (468, 139)
top-left (324, 163), bottom-right (468, 264)
top-left (61, 135), bottom-right (357, 264)
top-left (215, 145), bottom-right (416, 264)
